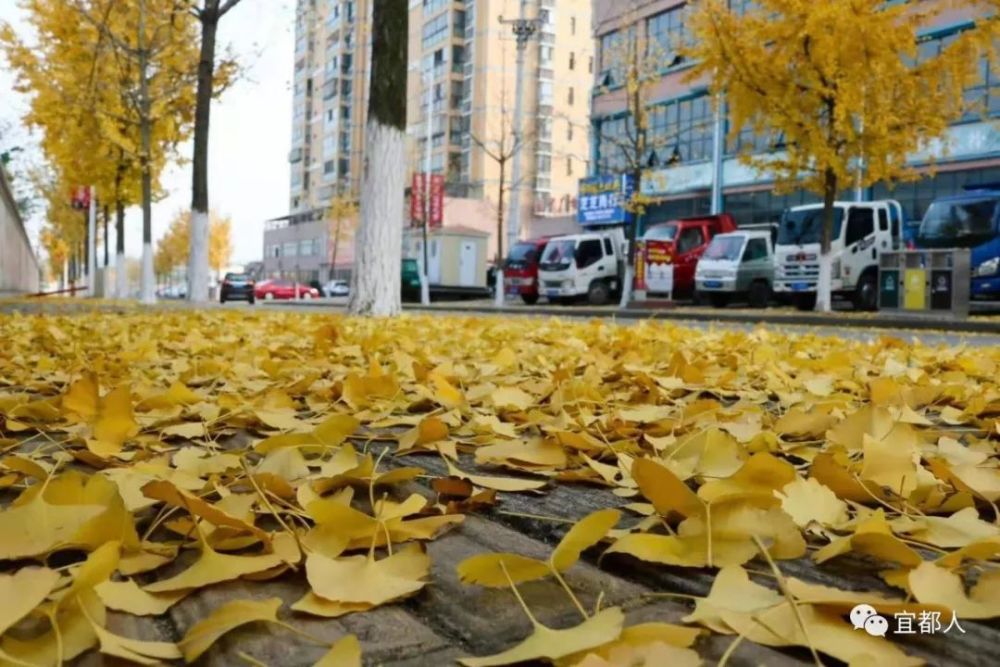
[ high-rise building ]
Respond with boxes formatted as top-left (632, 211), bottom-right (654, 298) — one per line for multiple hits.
top-left (406, 0), bottom-right (594, 250)
top-left (289, 0), bottom-right (372, 216)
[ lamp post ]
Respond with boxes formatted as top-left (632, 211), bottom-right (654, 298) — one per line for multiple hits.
top-left (421, 67), bottom-right (432, 305)
top-left (497, 1), bottom-right (541, 307)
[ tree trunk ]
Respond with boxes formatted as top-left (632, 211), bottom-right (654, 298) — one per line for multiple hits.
top-left (619, 167), bottom-right (642, 308)
top-left (816, 166), bottom-right (838, 312)
top-left (188, 4), bottom-right (219, 303)
top-left (331, 216), bottom-right (341, 279)
top-left (348, 0), bottom-right (407, 316)
top-left (138, 0), bottom-right (155, 304)
top-left (115, 200), bottom-right (127, 299)
top-left (493, 158), bottom-right (506, 307)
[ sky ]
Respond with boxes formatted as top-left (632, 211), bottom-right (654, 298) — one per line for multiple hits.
top-left (0, 1), bottom-right (295, 266)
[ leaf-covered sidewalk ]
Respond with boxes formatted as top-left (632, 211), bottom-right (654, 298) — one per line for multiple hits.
top-left (0, 309), bottom-right (998, 665)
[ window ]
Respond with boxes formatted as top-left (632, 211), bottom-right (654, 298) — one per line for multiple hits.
top-left (845, 208), bottom-right (875, 245)
top-left (603, 238), bottom-right (613, 255)
top-left (569, 52), bottom-right (575, 70)
top-left (575, 240), bottom-right (603, 268)
top-left (878, 208), bottom-right (889, 232)
top-left (571, 17), bottom-right (576, 35)
top-left (566, 157), bottom-right (573, 176)
top-left (283, 242), bottom-right (298, 257)
top-left (567, 123), bottom-right (573, 141)
top-left (677, 227), bottom-right (705, 254)
top-left (324, 160), bottom-right (335, 174)
top-left (300, 239), bottom-right (315, 256)
top-left (568, 87), bottom-right (574, 105)
top-left (536, 155), bottom-right (551, 173)
top-left (599, 31), bottom-right (622, 75)
top-left (422, 13), bottom-right (448, 48)
top-left (588, 56), bottom-right (593, 74)
top-left (743, 238), bottom-right (768, 261)
top-left (646, 5), bottom-right (687, 57)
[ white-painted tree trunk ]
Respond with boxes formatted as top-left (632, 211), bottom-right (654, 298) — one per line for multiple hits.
top-left (348, 121), bottom-right (404, 316)
top-left (816, 253), bottom-right (833, 312)
top-left (420, 270), bottom-right (430, 305)
top-left (188, 210), bottom-right (210, 302)
top-left (494, 268), bottom-right (504, 307)
top-left (618, 264), bottom-right (635, 308)
top-left (116, 252), bottom-right (127, 299)
top-left (141, 242), bottom-right (156, 304)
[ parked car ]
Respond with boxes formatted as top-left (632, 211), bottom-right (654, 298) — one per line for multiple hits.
top-left (219, 273), bottom-right (255, 304)
top-left (695, 227), bottom-right (775, 308)
top-left (504, 237), bottom-right (551, 304)
top-left (158, 285), bottom-right (186, 299)
top-left (641, 214), bottom-right (739, 297)
top-left (538, 228), bottom-right (627, 305)
top-left (254, 279), bottom-right (319, 300)
top-left (401, 258), bottom-right (422, 302)
top-left (323, 279), bottom-right (350, 297)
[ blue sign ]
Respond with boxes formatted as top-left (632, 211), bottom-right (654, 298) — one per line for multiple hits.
top-left (577, 174), bottom-right (634, 225)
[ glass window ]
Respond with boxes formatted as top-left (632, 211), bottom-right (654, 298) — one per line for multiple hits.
top-left (744, 238), bottom-right (769, 261)
top-left (603, 237), bottom-right (613, 255)
top-left (704, 235), bottom-right (744, 260)
top-left (778, 207), bottom-right (845, 245)
top-left (878, 208), bottom-right (889, 231)
top-left (643, 224), bottom-right (678, 241)
top-left (575, 240), bottom-right (604, 268)
top-left (677, 226), bottom-right (705, 253)
top-left (845, 208), bottom-right (874, 244)
top-left (299, 239), bottom-right (315, 256)
top-left (919, 197), bottom-right (999, 246)
top-left (283, 242), bottom-right (298, 257)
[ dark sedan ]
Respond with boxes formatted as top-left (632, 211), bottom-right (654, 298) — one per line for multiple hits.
top-left (220, 273), bottom-right (255, 304)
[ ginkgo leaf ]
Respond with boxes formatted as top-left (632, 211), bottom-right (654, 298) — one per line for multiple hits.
top-left (90, 622), bottom-right (183, 665)
top-left (91, 384), bottom-right (140, 457)
top-left (0, 567), bottom-right (60, 634)
top-left (291, 592), bottom-right (372, 618)
top-left (457, 553), bottom-right (551, 588)
top-left (571, 641), bottom-right (702, 667)
top-left (62, 373), bottom-right (99, 421)
top-left (774, 477), bottom-right (848, 529)
top-left (144, 542), bottom-right (283, 592)
top-left (458, 606), bottom-right (624, 667)
top-left (96, 579), bottom-right (189, 615)
top-left (314, 634), bottom-right (362, 667)
top-left (630, 458), bottom-right (704, 520)
top-left (306, 544), bottom-right (430, 606)
top-left (179, 597), bottom-right (282, 662)
top-left (0, 484), bottom-right (105, 559)
top-left (446, 460), bottom-right (547, 492)
top-left (562, 622), bottom-right (703, 664)
top-left (141, 479), bottom-right (270, 542)
top-left (550, 508), bottom-right (620, 571)
top-left (682, 566), bottom-right (783, 633)
top-left (908, 561), bottom-right (1000, 619)
top-left (491, 386), bottom-right (534, 411)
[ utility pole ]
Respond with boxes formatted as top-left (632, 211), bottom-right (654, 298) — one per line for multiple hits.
top-left (710, 93), bottom-right (725, 215)
top-left (421, 67), bottom-right (432, 305)
top-left (497, 1), bottom-right (540, 307)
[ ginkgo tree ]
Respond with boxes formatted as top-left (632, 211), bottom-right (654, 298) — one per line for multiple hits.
top-left (155, 209), bottom-right (233, 284)
top-left (687, 0), bottom-right (980, 311)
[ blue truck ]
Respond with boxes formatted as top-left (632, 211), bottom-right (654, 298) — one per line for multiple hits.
top-left (917, 185), bottom-right (1000, 299)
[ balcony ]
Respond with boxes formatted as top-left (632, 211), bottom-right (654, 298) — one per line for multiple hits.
top-left (288, 147), bottom-right (303, 163)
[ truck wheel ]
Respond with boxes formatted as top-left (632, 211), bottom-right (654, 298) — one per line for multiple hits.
top-left (748, 281), bottom-right (770, 308)
top-left (794, 293), bottom-right (817, 311)
top-left (709, 293), bottom-right (729, 308)
top-left (587, 281), bottom-right (610, 305)
top-left (853, 272), bottom-right (878, 311)
top-left (521, 294), bottom-right (539, 305)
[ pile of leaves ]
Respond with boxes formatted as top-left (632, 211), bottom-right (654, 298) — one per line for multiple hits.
top-left (0, 308), bottom-right (998, 665)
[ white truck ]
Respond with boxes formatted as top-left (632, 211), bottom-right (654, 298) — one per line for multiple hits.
top-left (537, 228), bottom-right (627, 305)
top-left (774, 200), bottom-right (904, 310)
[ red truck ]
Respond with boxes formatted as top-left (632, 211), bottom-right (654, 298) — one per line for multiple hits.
top-left (641, 213), bottom-right (738, 297)
top-left (503, 237), bottom-right (552, 304)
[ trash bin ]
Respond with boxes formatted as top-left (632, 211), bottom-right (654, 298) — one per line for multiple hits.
top-left (878, 249), bottom-right (970, 318)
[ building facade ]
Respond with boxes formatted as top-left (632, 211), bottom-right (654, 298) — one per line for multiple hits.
top-left (405, 0), bottom-right (594, 248)
top-left (289, 0), bottom-right (372, 215)
top-left (591, 0), bottom-right (1000, 227)
top-left (0, 164), bottom-right (40, 294)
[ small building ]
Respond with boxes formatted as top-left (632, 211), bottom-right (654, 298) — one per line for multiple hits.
top-left (404, 225), bottom-right (489, 289)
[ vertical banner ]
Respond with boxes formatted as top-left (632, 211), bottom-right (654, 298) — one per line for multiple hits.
top-left (410, 173), bottom-right (425, 225)
top-left (429, 174), bottom-right (444, 227)
top-left (635, 240), bottom-right (647, 291)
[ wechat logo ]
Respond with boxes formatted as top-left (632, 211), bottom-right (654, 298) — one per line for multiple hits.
top-left (850, 604), bottom-right (889, 637)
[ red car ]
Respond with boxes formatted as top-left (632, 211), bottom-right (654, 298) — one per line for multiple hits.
top-left (254, 279), bottom-right (320, 300)
top-left (503, 237), bottom-right (552, 304)
top-left (641, 214), bottom-right (738, 297)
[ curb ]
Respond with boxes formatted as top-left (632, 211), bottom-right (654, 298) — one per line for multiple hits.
top-left (266, 300), bottom-right (1000, 334)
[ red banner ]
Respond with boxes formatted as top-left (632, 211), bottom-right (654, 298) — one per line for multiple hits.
top-left (429, 174), bottom-right (444, 227)
top-left (71, 185), bottom-right (91, 210)
top-left (411, 173), bottom-right (444, 227)
top-left (410, 174), bottom-right (425, 225)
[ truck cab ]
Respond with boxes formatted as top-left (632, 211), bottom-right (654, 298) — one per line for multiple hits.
top-left (537, 229), bottom-right (625, 305)
top-left (916, 188), bottom-right (1000, 299)
top-left (695, 227), bottom-right (775, 308)
top-left (503, 237), bottom-right (551, 305)
top-left (774, 200), bottom-right (903, 310)
top-left (641, 214), bottom-right (738, 297)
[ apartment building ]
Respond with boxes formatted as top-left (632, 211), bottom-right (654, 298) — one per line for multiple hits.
top-left (405, 0), bottom-right (594, 234)
top-left (289, 0), bottom-right (371, 215)
top-left (591, 0), bottom-right (1000, 226)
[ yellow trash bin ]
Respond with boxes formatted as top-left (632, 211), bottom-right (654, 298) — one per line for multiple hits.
top-left (903, 269), bottom-right (926, 310)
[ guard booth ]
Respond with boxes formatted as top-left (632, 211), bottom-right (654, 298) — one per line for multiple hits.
top-left (878, 249), bottom-right (971, 317)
